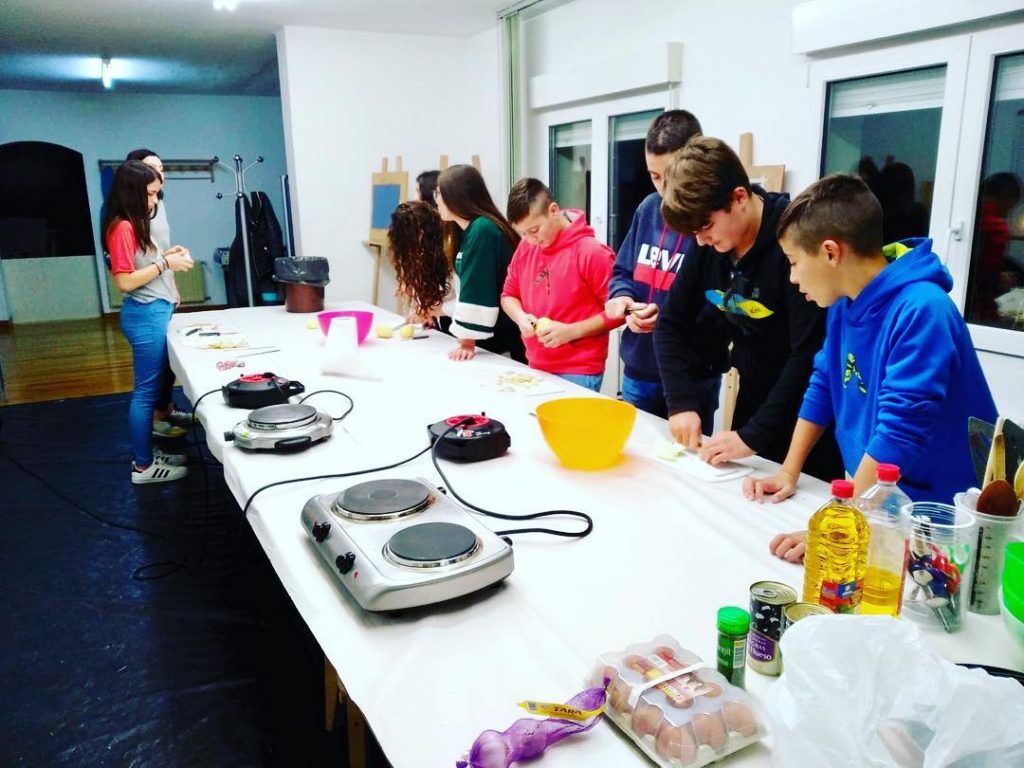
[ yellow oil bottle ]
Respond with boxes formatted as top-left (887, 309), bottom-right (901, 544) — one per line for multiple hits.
top-left (803, 480), bottom-right (869, 614)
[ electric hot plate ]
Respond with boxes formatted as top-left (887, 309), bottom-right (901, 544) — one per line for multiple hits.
top-left (225, 402), bottom-right (333, 452)
top-left (301, 477), bottom-right (514, 611)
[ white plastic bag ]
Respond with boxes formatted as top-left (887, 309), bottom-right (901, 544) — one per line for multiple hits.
top-left (765, 615), bottom-right (1024, 767)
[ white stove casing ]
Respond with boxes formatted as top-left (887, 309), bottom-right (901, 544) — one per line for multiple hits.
top-left (300, 478), bottom-right (514, 611)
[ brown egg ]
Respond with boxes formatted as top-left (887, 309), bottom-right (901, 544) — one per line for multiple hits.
top-left (692, 712), bottom-right (727, 750)
top-left (608, 677), bottom-right (634, 714)
top-left (631, 700), bottom-right (664, 737)
top-left (653, 645), bottom-right (678, 663)
top-left (595, 666), bottom-right (617, 688)
top-left (655, 723), bottom-right (698, 764)
top-left (722, 700), bottom-right (758, 737)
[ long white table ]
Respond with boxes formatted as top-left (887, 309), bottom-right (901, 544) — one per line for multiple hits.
top-left (168, 302), bottom-right (1024, 768)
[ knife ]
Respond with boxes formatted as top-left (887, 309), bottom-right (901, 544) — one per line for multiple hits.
top-left (968, 416), bottom-right (995, 486)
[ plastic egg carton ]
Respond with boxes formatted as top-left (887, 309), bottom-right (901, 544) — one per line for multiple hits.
top-left (589, 634), bottom-right (764, 767)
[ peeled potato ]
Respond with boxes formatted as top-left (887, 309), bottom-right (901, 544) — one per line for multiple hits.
top-left (534, 316), bottom-right (553, 332)
top-left (375, 324), bottom-right (394, 339)
top-left (306, 318), bottom-right (319, 330)
top-left (399, 324), bottom-right (415, 339)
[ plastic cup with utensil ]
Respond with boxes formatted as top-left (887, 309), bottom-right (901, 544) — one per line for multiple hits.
top-left (903, 502), bottom-right (977, 632)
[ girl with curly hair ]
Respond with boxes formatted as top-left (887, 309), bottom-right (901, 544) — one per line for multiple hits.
top-left (388, 201), bottom-right (451, 320)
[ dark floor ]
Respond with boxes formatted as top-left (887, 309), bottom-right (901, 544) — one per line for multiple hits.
top-left (0, 391), bottom-right (389, 768)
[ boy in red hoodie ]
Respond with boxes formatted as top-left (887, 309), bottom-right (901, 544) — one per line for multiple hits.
top-left (501, 178), bottom-right (621, 391)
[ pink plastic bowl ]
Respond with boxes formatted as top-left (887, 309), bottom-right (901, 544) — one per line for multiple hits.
top-left (316, 310), bottom-right (374, 344)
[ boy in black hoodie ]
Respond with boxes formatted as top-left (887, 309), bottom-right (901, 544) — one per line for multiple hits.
top-left (654, 137), bottom-right (842, 480)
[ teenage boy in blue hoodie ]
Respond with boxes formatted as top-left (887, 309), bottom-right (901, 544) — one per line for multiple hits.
top-left (742, 175), bottom-right (999, 562)
top-left (604, 110), bottom-right (721, 421)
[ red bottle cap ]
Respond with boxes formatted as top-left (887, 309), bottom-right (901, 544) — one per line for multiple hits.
top-left (876, 463), bottom-right (900, 483)
top-left (830, 479), bottom-right (855, 499)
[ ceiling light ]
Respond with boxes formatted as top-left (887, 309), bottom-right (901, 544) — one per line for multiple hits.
top-left (101, 58), bottom-right (112, 89)
top-left (213, 0), bottom-right (240, 10)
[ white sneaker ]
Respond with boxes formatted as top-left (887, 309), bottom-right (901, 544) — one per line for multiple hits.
top-left (132, 461), bottom-right (188, 485)
top-left (153, 448), bottom-right (187, 466)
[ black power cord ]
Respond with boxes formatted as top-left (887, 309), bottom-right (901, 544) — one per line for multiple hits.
top-left (298, 389), bottom-right (355, 422)
top-left (429, 418), bottom-right (594, 539)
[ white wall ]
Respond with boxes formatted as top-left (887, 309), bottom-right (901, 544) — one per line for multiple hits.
top-left (0, 90), bottom-right (288, 320)
top-left (276, 25), bottom-right (503, 312)
top-left (521, 0), bottom-right (1024, 418)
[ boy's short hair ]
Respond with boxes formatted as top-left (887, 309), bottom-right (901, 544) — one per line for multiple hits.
top-left (777, 174), bottom-right (883, 256)
top-left (660, 137), bottom-right (750, 234)
top-left (645, 110), bottom-right (703, 155)
top-left (507, 177), bottom-right (553, 224)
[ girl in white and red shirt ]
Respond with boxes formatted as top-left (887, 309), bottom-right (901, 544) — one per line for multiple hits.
top-left (102, 160), bottom-right (194, 484)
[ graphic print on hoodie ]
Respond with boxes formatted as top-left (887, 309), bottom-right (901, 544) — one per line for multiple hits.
top-left (799, 238), bottom-right (998, 502)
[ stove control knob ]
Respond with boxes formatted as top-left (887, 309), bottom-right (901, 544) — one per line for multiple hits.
top-left (335, 552), bottom-right (356, 575)
top-left (311, 521), bottom-right (331, 542)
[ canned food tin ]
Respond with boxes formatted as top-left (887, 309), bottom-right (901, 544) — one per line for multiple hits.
top-left (747, 581), bottom-right (797, 676)
top-left (783, 601), bottom-right (831, 630)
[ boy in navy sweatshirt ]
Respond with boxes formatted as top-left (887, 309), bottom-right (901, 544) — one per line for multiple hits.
top-left (743, 175), bottom-right (998, 562)
top-left (605, 110), bottom-right (720, 420)
top-left (654, 137), bottom-right (843, 481)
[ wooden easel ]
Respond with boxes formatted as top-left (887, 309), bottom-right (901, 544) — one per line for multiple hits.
top-left (721, 133), bottom-right (786, 430)
top-left (367, 156), bottom-right (409, 305)
top-left (438, 153), bottom-right (481, 171)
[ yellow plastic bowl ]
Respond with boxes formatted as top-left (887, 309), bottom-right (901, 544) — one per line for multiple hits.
top-left (535, 397), bottom-right (637, 470)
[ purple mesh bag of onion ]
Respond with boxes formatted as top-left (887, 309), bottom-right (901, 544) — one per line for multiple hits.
top-left (455, 682), bottom-right (608, 768)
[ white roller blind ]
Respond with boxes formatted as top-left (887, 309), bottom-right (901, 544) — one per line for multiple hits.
top-left (994, 53), bottom-right (1024, 102)
top-left (551, 120), bottom-right (592, 148)
top-left (829, 66), bottom-right (947, 118)
top-left (610, 109), bottom-right (661, 142)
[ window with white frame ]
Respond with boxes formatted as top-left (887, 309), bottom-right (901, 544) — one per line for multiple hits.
top-left (608, 109), bottom-right (662, 250)
top-left (964, 52), bottom-right (1024, 332)
top-left (549, 120), bottom-right (592, 221)
top-left (821, 67), bottom-right (946, 244)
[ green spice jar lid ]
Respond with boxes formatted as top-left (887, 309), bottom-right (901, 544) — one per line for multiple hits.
top-left (717, 606), bottom-right (751, 635)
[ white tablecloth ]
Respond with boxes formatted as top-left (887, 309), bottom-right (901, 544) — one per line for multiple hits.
top-left (167, 302), bottom-right (1024, 768)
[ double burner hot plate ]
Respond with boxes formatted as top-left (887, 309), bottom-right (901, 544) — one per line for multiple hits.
top-left (301, 477), bottom-right (514, 611)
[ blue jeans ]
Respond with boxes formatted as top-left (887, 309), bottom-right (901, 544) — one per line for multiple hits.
top-left (622, 373), bottom-right (721, 430)
top-left (120, 297), bottom-right (174, 466)
top-left (558, 372), bottom-right (604, 393)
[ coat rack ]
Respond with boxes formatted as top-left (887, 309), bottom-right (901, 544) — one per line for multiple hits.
top-left (215, 154), bottom-right (264, 307)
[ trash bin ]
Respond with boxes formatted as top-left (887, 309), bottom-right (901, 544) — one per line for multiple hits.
top-left (274, 257), bottom-right (330, 313)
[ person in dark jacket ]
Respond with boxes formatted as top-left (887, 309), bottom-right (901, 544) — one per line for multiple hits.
top-left (604, 110), bottom-right (720, 420)
top-left (654, 137), bottom-right (843, 481)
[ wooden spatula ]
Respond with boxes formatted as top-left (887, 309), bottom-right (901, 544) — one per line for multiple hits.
top-left (983, 416), bottom-right (1006, 486)
top-left (1015, 460), bottom-right (1024, 501)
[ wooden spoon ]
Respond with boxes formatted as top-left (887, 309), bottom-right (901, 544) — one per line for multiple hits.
top-left (977, 479), bottom-right (1019, 517)
top-left (1015, 460), bottom-right (1024, 502)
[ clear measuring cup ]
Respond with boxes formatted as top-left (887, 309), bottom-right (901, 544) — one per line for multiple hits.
top-left (959, 489), bottom-right (1023, 615)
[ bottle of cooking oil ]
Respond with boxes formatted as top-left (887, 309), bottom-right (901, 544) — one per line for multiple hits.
top-left (858, 464), bottom-right (911, 617)
top-left (803, 479), bottom-right (869, 614)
